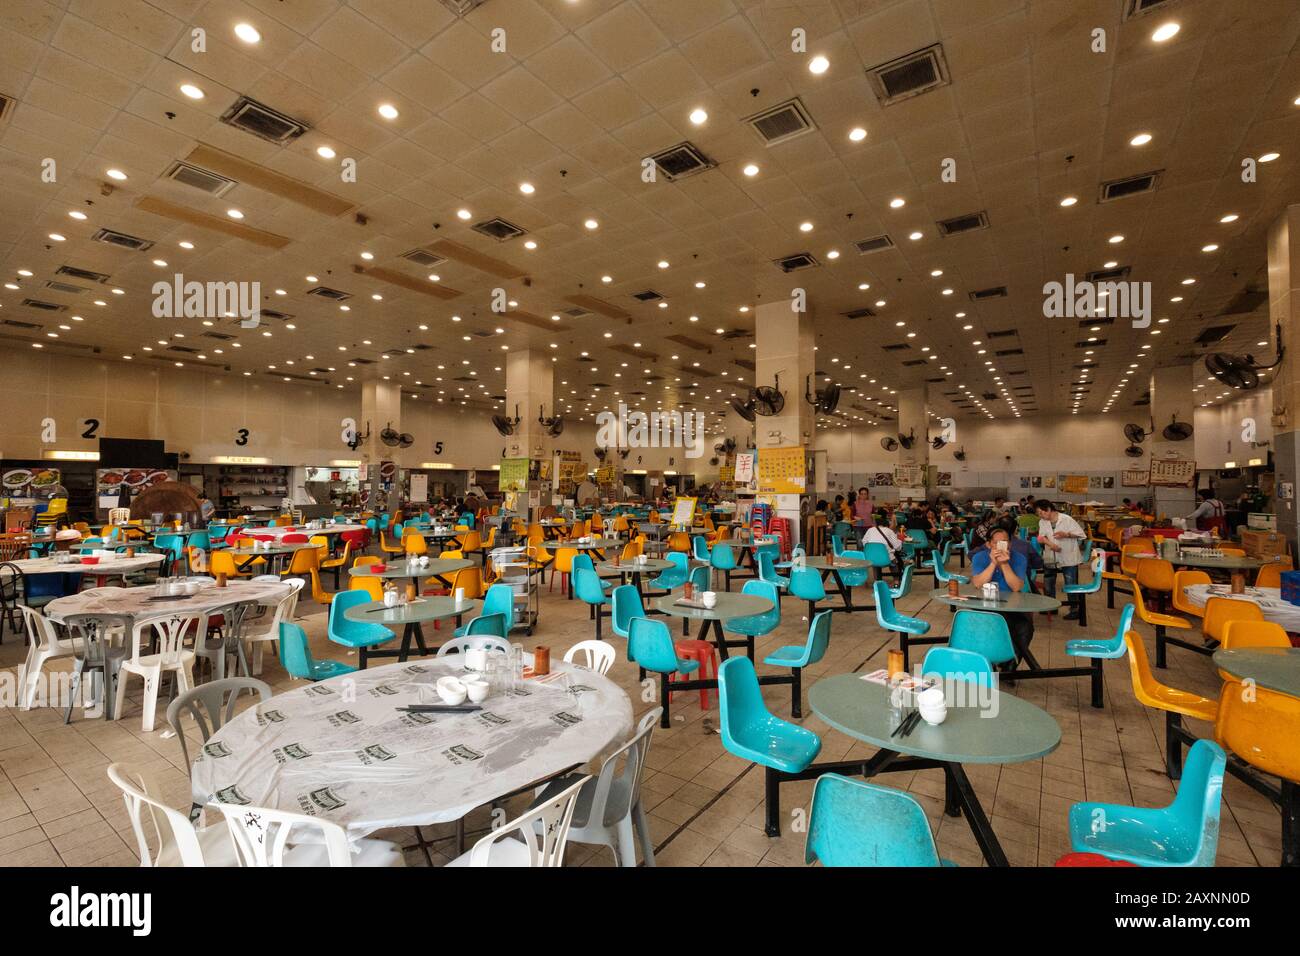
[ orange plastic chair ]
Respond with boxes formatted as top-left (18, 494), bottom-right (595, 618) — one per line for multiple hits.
top-left (1219, 619), bottom-right (1291, 651)
top-left (1131, 584), bottom-right (1195, 669)
top-left (443, 566), bottom-right (484, 600)
top-left (1215, 680), bottom-right (1300, 804)
top-left (282, 547), bottom-right (332, 605)
top-left (1135, 557), bottom-right (1176, 611)
top-left (1123, 631), bottom-right (1218, 780)
top-left (619, 540), bottom-right (642, 561)
top-left (460, 530), bottom-right (483, 561)
top-left (1217, 547), bottom-right (1246, 557)
top-left (1120, 541), bottom-right (1156, 577)
top-left (320, 539), bottom-right (353, 589)
top-left (551, 547), bottom-right (579, 594)
top-left (1171, 570), bottom-right (1212, 619)
top-left (350, 576), bottom-right (384, 602)
top-left (667, 531), bottom-right (690, 553)
top-left (209, 550), bottom-right (249, 579)
top-left (1255, 562), bottom-right (1291, 589)
top-left (352, 555), bottom-right (382, 568)
top-left (404, 534), bottom-right (428, 556)
top-left (1202, 596), bottom-right (1264, 645)
top-left (590, 513), bottom-right (604, 534)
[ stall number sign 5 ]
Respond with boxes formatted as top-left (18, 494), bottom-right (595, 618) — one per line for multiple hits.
top-left (433, 441), bottom-right (443, 455)
top-left (235, 428), bottom-right (249, 446)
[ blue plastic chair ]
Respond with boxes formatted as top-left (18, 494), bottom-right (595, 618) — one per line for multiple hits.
top-left (805, 774), bottom-right (952, 867)
top-left (611, 584), bottom-right (645, 649)
top-left (949, 609), bottom-right (1017, 667)
top-left (458, 512), bottom-right (475, 528)
top-left (789, 567), bottom-right (827, 620)
top-left (921, 646), bottom-right (996, 689)
top-left (829, 552), bottom-right (870, 590)
top-left (708, 541), bottom-right (739, 590)
top-left (889, 564), bottom-right (914, 600)
top-left (456, 582), bottom-right (513, 637)
top-left (1066, 602), bottom-right (1133, 709)
top-left (326, 589), bottom-right (394, 668)
top-left (756, 550), bottom-right (790, 591)
top-left (463, 611), bottom-right (508, 639)
top-left (574, 567), bottom-right (612, 640)
top-left (691, 536), bottom-right (711, 563)
top-left (718, 656), bottom-right (822, 836)
top-left (861, 542), bottom-right (892, 569)
top-left (1068, 739), bottom-right (1226, 866)
top-left (930, 549), bottom-right (970, 586)
top-left (649, 552), bottom-right (689, 591)
top-left (725, 581), bottom-right (780, 658)
top-left (187, 531), bottom-right (211, 553)
top-left (763, 610), bottom-right (832, 718)
top-left (573, 553), bottom-right (612, 591)
top-left (279, 621), bottom-right (356, 681)
top-left (628, 617), bottom-right (699, 728)
top-left (208, 525), bottom-right (231, 545)
top-left (154, 534), bottom-right (186, 575)
top-left (1063, 551), bottom-right (1106, 626)
top-left (873, 579), bottom-right (933, 670)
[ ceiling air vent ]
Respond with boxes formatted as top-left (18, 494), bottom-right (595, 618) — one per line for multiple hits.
top-left (1085, 265), bottom-right (1131, 282)
top-left (842, 307), bottom-right (876, 319)
top-left (937, 211), bottom-right (989, 236)
top-left (168, 345), bottom-right (201, 354)
top-left (995, 348), bottom-right (1024, 357)
top-left (987, 328), bottom-right (1018, 338)
top-left (866, 44), bottom-right (951, 106)
top-left (164, 161), bottom-right (237, 197)
top-left (648, 142), bottom-right (715, 181)
top-left (0, 92), bottom-right (13, 123)
top-left (220, 96), bottom-right (309, 145)
top-left (401, 249), bottom-right (445, 267)
top-left (92, 228), bottom-right (153, 251)
top-left (854, 234), bottom-right (894, 255)
top-left (44, 281), bottom-right (86, 295)
top-left (260, 309), bottom-right (294, 321)
top-left (1194, 324), bottom-right (1235, 346)
top-left (1123, 0), bottom-right (1180, 20)
top-left (56, 265), bottom-right (109, 283)
top-left (2, 319), bottom-right (41, 330)
top-left (632, 290), bottom-right (663, 302)
top-left (719, 329), bottom-right (750, 340)
top-left (1075, 339), bottom-right (1107, 348)
top-left (306, 287), bottom-right (351, 301)
top-left (21, 299), bottom-right (67, 312)
top-left (201, 331), bottom-right (235, 341)
top-left (969, 286), bottom-right (1007, 300)
top-left (1100, 170), bottom-right (1162, 202)
top-left (882, 343), bottom-right (911, 352)
top-left (773, 252), bottom-right (819, 273)
top-left (438, 0), bottom-right (487, 13)
top-left (1079, 316), bottom-right (1115, 327)
top-left (471, 217), bottom-right (527, 242)
top-left (562, 307), bottom-right (591, 318)
top-left (902, 359), bottom-right (926, 367)
top-left (1220, 287), bottom-right (1268, 315)
top-left (744, 98), bottom-right (816, 147)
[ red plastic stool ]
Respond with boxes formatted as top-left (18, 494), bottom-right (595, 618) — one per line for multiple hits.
top-left (668, 640), bottom-right (718, 710)
top-left (1053, 852), bottom-right (1138, 867)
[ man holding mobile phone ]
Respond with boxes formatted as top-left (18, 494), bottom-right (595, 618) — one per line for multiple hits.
top-left (970, 527), bottom-right (1034, 661)
top-left (1034, 500), bottom-right (1085, 620)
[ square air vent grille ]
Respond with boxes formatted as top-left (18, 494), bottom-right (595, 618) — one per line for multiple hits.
top-left (0, 92), bottom-right (13, 123)
top-left (55, 265), bottom-right (109, 283)
top-left (260, 309), bottom-right (294, 321)
top-left (438, 0), bottom-right (486, 13)
top-left (882, 343), bottom-right (911, 351)
top-left (648, 142), bottom-right (715, 181)
top-left (92, 228), bottom-right (153, 251)
top-left (842, 307), bottom-right (876, 319)
top-left (307, 287), bottom-right (352, 301)
top-left (1194, 324), bottom-right (1235, 345)
top-left (1100, 170), bottom-right (1162, 202)
top-left (866, 44), bottom-right (951, 105)
top-left (43, 281), bottom-right (86, 295)
top-left (854, 234), bottom-right (894, 254)
top-left (773, 252), bottom-right (819, 273)
top-left (631, 290), bottom-right (663, 302)
top-left (744, 97), bottom-right (816, 146)
top-left (165, 161), bottom-right (237, 196)
top-left (937, 211), bottom-right (989, 236)
top-left (1123, 0), bottom-right (1180, 19)
top-left (401, 249), bottom-right (445, 267)
top-left (220, 96), bottom-right (309, 144)
top-left (969, 286), bottom-right (1008, 300)
top-left (21, 298), bottom-right (67, 312)
top-left (1086, 266), bottom-right (1132, 282)
top-left (471, 217), bottom-right (527, 242)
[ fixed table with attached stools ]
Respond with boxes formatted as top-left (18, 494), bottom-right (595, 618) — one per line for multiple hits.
top-left (345, 596), bottom-right (482, 663)
top-left (348, 558), bottom-right (473, 601)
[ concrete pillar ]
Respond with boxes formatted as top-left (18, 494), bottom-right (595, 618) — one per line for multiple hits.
top-left (360, 380), bottom-right (401, 512)
top-left (755, 296), bottom-right (815, 542)
top-left (896, 387), bottom-right (930, 504)
top-left (1268, 204), bottom-right (1300, 546)
top-left (504, 349), bottom-right (556, 461)
top-left (1148, 365), bottom-right (1197, 519)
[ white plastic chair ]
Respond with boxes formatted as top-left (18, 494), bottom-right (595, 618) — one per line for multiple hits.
top-left (435, 635), bottom-right (511, 657)
top-left (17, 604), bottom-right (76, 709)
top-left (244, 579), bottom-right (303, 674)
top-left (114, 612), bottom-right (200, 732)
top-left (532, 708), bottom-right (660, 866)
top-left (447, 773), bottom-right (589, 867)
top-left (209, 802), bottom-right (405, 867)
top-left (108, 763), bottom-right (236, 867)
top-left (563, 639), bottom-right (616, 676)
top-left (165, 677), bottom-right (271, 770)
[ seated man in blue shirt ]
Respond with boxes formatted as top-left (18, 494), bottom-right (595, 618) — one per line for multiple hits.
top-left (969, 526), bottom-right (1035, 662)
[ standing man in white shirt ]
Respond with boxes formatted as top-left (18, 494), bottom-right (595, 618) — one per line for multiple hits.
top-left (1035, 500), bottom-right (1086, 620)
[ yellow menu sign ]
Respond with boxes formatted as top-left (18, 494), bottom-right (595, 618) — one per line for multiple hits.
top-left (757, 446), bottom-right (806, 494)
top-left (1060, 475), bottom-right (1089, 494)
top-left (499, 457), bottom-right (530, 492)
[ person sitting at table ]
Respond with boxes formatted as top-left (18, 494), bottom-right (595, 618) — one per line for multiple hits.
top-left (970, 526), bottom-right (1035, 661)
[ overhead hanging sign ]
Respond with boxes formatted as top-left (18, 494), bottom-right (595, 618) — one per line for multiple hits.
top-left (734, 452), bottom-right (755, 485)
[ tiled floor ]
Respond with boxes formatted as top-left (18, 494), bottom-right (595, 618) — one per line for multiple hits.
top-left (0, 562), bottom-right (1284, 867)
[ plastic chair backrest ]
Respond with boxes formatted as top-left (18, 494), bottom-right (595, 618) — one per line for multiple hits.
top-left (710, 541), bottom-right (738, 570)
top-left (949, 609), bottom-right (1017, 665)
top-left (692, 536), bottom-right (710, 561)
top-left (862, 542), bottom-right (892, 567)
top-left (733, 580), bottom-right (780, 635)
top-left (891, 564), bottom-right (914, 598)
top-left (164, 677), bottom-right (271, 767)
top-left (789, 566), bottom-right (826, 601)
top-left (464, 612), bottom-right (509, 639)
top-left (611, 584), bottom-right (645, 639)
top-left (1202, 597), bottom-right (1264, 642)
top-left (328, 589), bottom-right (373, 641)
top-left (627, 616), bottom-right (680, 673)
top-left (573, 567), bottom-right (608, 605)
top-left (462, 774), bottom-right (588, 867)
top-left (212, 802), bottom-right (354, 866)
top-left (757, 550), bottom-right (787, 586)
top-left (108, 764), bottom-right (209, 867)
top-left (922, 646), bottom-right (995, 688)
top-left (1135, 557), bottom-right (1175, 592)
top-left (437, 630), bottom-right (510, 655)
top-left (1254, 561), bottom-right (1291, 589)
top-left (687, 564), bottom-right (711, 591)
top-left (480, 583), bottom-right (514, 629)
top-left (1220, 619), bottom-right (1291, 650)
top-left (1216, 680), bottom-right (1300, 785)
top-left (805, 773), bottom-right (943, 867)
top-left (279, 621), bottom-right (323, 679)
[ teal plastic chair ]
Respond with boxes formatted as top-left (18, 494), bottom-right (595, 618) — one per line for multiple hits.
top-left (649, 552), bottom-right (689, 591)
top-left (154, 534), bottom-right (186, 575)
top-left (208, 525), bottom-right (231, 545)
top-left (628, 617), bottom-right (699, 728)
top-left (805, 774), bottom-right (952, 867)
top-left (574, 567), bottom-right (612, 640)
top-left (1063, 551), bottom-right (1106, 627)
top-left (830, 533), bottom-right (849, 556)
top-left (756, 550), bottom-right (789, 591)
top-left (279, 621), bottom-right (356, 681)
top-left (188, 530), bottom-right (211, 553)
top-left (458, 512), bottom-right (475, 528)
top-left (327, 589), bottom-right (394, 668)
top-left (763, 610), bottom-right (832, 718)
top-left (463, 612), bottom-right (508, 639)
top-left (889, 564), bottom-right (914, 599)
top-left (573, 553), bottom-right (612, 591)
top-left (708, 541), bottom-right (739, 590)
top-left (456, 583), bottom-right (513, 637)
top-left (611, 584), bottom-right (645, 650)
top-left (691, 536), bottom-right (710, 562)
top-left (789, 567), bottom-right (827, 620)
top-left (1068, 739), bottom-right (1226, 866)
top-left (718, 656), bottom-right (821, 837)
top-left (930, 549), bottom-right (970, 586)
top-left (365, 518), bottom-right (378, 533)
top-left (949, 609), bottom-right (1017, 667)
top-left (874, 580), bottom-right (933, 670)
top-left (861, 542), bottom-right (892, 569)
top-left (921, 646), bottom-right (996, 689)
top-left (725, 581), bottom-right (780, 659)
top-left (829, 552), bottom-right (869, 589)
top-left (1066, 602), bottom-right (1133, 708)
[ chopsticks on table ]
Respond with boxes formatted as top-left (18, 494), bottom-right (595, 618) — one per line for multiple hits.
top-left (891, 709), bottom-right (923, 739)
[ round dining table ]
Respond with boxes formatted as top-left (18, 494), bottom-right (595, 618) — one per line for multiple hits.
top-left (45, 578), bottom-right (292, 625)
top-left (810, 673), bottom-right (1061, 866)
top-left (780, 554), bottom-right (885, 612)
top-left (650, 590), bottom-right (772, 661)
top-left (10, 552), bottom-right (164, 580)
top-left (596, 558), bottom-right (671, 596)
top-left (189, 658), bottom-right (633, 842)
top-left (344, 596), bottom-right (482, 664)
top-left (1213, 646), bottom-right (1300, 697)
top-left (348, 557), bottom-right (473, 600)
top-left (1168, 552), bottom-right (1265, 572)
top-left (1182, 584), bottom-right (1300, 632)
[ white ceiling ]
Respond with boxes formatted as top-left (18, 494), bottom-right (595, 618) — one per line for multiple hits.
top-left (1, 0), bottom-right (1298, 430)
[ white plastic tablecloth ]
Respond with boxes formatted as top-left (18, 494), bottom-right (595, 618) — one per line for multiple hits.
top-left (242, 524), bottom-right (364, 540)
top-left (9, 553), bottom-right (164, 576)
top-left (189, 658), bottom-right (632, 838)
top-left (45, 579), bottom-right (292, 624)
top-left (1182, 584), bottom-right (1300, 632)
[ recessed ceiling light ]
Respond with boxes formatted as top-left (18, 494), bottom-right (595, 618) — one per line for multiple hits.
top-left (1108, 234), bottom-right (1124, 243)
top-left (858, 282), bottom-right (870, 290)
top-left (908, 231), bottom-right (922, 241)
top-left (152, 259), bottom-right (167, 267)
top-left (519, 182), bottom-right (535, 194)
top-left (848, 127), bottom-right (867, 142)
top-left (1129, 132), bottom-right (1152, 146)
top-left (689, 108), bottom-right (708, 125)
top-left (695, 281), bottom-right (706, 288)
top-left (601, 275), bottom-right (612, 283)
top-left (524, 240), bottom-right (537, 250)
top-left (16, 269), bottom-right (32, 276)
top-left (584, 219), bottom-right (599, 230)
top-left (48, 233), bottom-right (65, 241)
top-left (234, 22), bottom-right (261, 44)
top-left (657, 260), bottom-right (669, 269)
top-left (826, 250), bottom-right (840, 259)
top-left (105, 168), bottom-right (127, 181)
top-left (1181, 277), bottom-right (1196, 285)
top-left (67, 210), bottom-right (87, 220)
top-left (1059, 196), bottom-right (1078, 207)
top-left (1201, 243), bottom-right (1218, 252)
top-left (226, 208), bottom-right (244, 219)
top-left (360, 251), bottom-right (373, 260)
top-left (428, 274), bottom-right (440, 282)
top-left (1151, 21), bottom-right (1180, 42)
top-left (316, 145), bottom-right (336, 159)
top-left (1259, 152), bottom-right (1280, 163)
top-left (889, 197), bottom-right (905, 209)
top-left (179, 241), bottom-right (194, 249)
top-left (377, 103), bottom-right (399, 120)
top-left (808, 55), bottom-right (829, 74)
top-left (456, 209), bottom-right (471, 220)
top-left (742, 163), bottom-right (759, 177)
top-left (1103, 261), bottom-right (1118, 268)
top-left (799, 221), bottom-right (813, 232)
top-left (1219, 213), bottom-right (1239, 223)
top-left (180, 83), bottom-right (204, 100)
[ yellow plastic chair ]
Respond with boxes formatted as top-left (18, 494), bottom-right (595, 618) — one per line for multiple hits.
top-left (1217, 547), bottom-right (1246, 557)
top-left (668, 531), bottom-right (690, 553)
top-left (320, 538), bottom-right (352, 588)
top-left (551, 547), bottom-right (578, 594)
top-left (209, 550), bottom-right (249, 579)
top-left (1124, 631), bottom-right (1218, 780)
top-left (352, 555), bottom-right (382, 569)
top-left (282, 547), bottom-right (332, 605)
top-left (460, 530), bottom-right (483, 560)
top-left (528, 543), bottom-right (554, 573)
top-left (1132, 585), bottom-right (1194, 669)
top-left (612, 516), bottom-right (630, 535)
top-left (309, 535), bottom-right (330, 562)
top-left (235, 536), bottom-right (267, 571)
top-left (444, 566), bottom-right (484, 600)
top-left (1135, 557), bottom-right (1176, 611)
top-left (404, 534), bottom-right (428, 556)
top-left (439, 549), bottom-right (464, 560)
top-left (619, 540), bottom-right (641, 561)
top-left (1120, 541), bottom-right (1156, 577)
top-left (1172, 570), bottom-right (1212, 619)
top-left (482, 526), bottom-right (497, 550)
top-left (350, 576), bottom-right (384, 602)
top-left (379, 529), bottom-right (405, 556)
top-left (1202, 596), bottom-right (1264, 646)
top-left (590, 513), bottom-right (604, 535)
top-left (1255, 561), bottom-right (1292, 589)
top-left (1215, 680), bottom-right (1300, 800)
top-left (1217, 621), bottom-right (1292, 681)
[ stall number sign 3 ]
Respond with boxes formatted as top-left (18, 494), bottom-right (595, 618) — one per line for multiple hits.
top-left (235, 429), bottom-right (249, 446)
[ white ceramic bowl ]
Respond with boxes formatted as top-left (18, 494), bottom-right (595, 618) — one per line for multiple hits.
top-left (464, 679), bottom-right (490, 703)
top-left (919, 705), bottom-right (947, 726)
top-left (702, 591), bottom-right (718, 609)
top-left (435, 676), bottom-right (468, 705)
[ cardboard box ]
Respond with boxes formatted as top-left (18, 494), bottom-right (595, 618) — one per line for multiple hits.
top-left (1240, 529), bottom-right (1289, 560)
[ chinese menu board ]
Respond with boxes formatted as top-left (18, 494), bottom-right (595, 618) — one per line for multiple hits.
top-left (2, 467), bottom-right (61, 498)
top-left (1059, 475), bottom-right (1090, 494)
top-left (1122, 469), bottom-right (1150, 487)
top-left (894, 464), bottom-right (923, 488)
top-left (500, 457), bottom-right (530, 493)
top-left (757, 446), bottom-right (806, 494)
top-left (1150, 458), bottom-right (1195, 487)
top-left (96, 468), bottom-right (174, 502)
